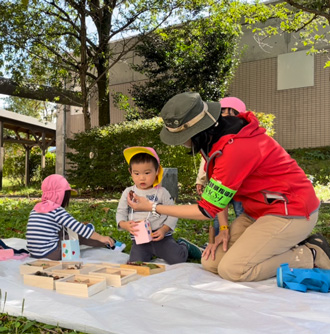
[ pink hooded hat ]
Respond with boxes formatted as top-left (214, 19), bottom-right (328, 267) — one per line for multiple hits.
top-left (34, 174), bottom-right (75, 213)
top-left (220, 97), bottom-right (246, 114)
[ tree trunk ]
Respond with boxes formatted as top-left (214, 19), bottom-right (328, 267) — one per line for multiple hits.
top-left (79, 0), bottom-right (91, 131)
top-left (94, 1), bottom-right (112, 127)
top-left (97, 62), bottom-right (110, 126)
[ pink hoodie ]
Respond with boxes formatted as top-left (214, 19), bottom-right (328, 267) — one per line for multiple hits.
top-left (34, 174), bottom-right (75, 213)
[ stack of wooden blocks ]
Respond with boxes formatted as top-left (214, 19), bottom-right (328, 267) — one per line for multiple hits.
top-left (20, 260), bottom-right (165, 298)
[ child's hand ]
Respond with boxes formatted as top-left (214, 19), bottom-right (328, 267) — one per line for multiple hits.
top-left (91, 232), bottom-right (114, 247)
top-left (99, 235), bottom-right (115, 247)
top-left (152, 227), bottom-right (166, 241)
top-left (120, 220), bottom-right (139, 236)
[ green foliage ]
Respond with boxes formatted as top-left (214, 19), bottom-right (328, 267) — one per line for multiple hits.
top-left (287, 147), bottom-right (330, 185)
top-left (254, 111), bottom-right (276, 137)
top-left (112, 92), bottom-right (141, 121)
top-left (129, 11), bottom-right (242, 116)
top-left (243, 1), bottom-right (330, 67)
top-left (66, 117), bottom-right (199, 195)
top-left (0, 312), bottom-right (85, 333)
top-left (0, 0), bottom-right (226, 128)
top-left (2, 96), bottom-right (56, 122)
top-left (3, 147), bottom-right (55, 186)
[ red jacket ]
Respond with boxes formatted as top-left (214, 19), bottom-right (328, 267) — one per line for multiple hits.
top-left (198, 112), bottom-right (320, 219)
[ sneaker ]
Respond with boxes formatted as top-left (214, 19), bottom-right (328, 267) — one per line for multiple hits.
top-left (106, 239), bottom-right (126, 252)
top-left (177, 238), bottom-right (202, 260)
top-left (113, 240), bottom-right (126, 252)
top-left (304, 233), bottom-right (330, 269)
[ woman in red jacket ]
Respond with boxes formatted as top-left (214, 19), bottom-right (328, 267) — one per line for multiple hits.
top-left (127, 92), bottom-right (329, 282)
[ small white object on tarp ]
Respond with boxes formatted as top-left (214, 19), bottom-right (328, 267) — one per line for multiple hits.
top-left (1, 238), bottom-right (330, 334)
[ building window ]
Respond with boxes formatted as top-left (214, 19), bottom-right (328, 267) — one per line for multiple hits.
top-left (277, 50), bottom-right (314, 90)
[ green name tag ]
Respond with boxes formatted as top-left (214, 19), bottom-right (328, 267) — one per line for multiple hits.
top-left (202, 178), bottom-right (237, 208)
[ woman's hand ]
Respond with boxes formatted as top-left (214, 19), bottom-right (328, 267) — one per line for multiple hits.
top-left (217, 228), bottom-right (230, 252)
top-left (127, 193), bottom-right (152, 212)
top-left (202, 229), bottom-right (230, 261)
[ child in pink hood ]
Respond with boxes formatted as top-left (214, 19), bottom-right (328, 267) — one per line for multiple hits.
top-left (26, 174), bottom-right (114, 260)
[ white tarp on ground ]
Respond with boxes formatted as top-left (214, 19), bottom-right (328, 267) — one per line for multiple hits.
top-left (1, 238), bottom-right (330, 334)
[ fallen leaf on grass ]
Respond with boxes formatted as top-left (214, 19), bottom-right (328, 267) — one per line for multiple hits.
top-left (6, 227), bottom-right (23, 234)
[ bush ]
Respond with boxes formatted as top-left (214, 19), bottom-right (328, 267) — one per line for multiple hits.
top-left (66, 117), bottom-right (199, 195)
top-left (287, 147), bottom-right (330, 185)
top-left (66, 113), bottom-right (275, 196)
top-left (3, 146), bottom-right (56, 186)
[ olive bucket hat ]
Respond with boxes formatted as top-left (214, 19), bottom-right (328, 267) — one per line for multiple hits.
top-left (160, 92), bottom-right (221, 146)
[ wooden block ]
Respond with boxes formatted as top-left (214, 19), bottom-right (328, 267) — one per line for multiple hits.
top-left (55, 274), bottom-right (106, 297)
top-left (48, 262), bottom-right (96, 275)
top-left (120, 262), bottom-right (165, 276)
top-left (99, 262), bottom-right (121, 268)
top-left (84, 262), bottom-right (120, 268)
top-left (23, 271), bottom-right (67, 290)
top-left (20, 260), bottom-right (62, 275)
top-left (89, 267), bottom-right (138, 287)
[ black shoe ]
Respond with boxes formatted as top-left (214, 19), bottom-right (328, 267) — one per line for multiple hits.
top-left (304, 233), bottom-right (330, 269)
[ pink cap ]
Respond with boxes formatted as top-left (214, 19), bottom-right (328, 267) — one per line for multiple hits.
top-left (34, 174), bottom-right (75, 213)
top-left (220, 97), bottom-right (246, 114)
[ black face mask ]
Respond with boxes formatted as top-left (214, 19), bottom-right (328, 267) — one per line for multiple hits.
top-left (191, 115), bottom-right (248, 155)
top-left (214, 115), bottom-right (247, 137)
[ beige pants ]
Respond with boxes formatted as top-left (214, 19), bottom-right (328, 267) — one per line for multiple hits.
top-left (201, 212), bottom-right (318, 282)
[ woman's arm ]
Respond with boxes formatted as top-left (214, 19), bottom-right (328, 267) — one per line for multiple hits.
top-left (127, 194), bottom-right (210, 221)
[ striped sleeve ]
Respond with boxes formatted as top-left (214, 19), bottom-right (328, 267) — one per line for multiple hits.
top-left (55, 207), bottom-right (93, 239)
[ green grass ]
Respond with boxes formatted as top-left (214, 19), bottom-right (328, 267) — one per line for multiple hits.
top-left (0, 312), bottom-right (85, 334)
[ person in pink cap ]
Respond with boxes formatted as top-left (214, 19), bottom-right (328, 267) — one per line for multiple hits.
top-left (26, 174), bottom-right (115, 259)
top-left (196, 97), bottom-right (245, 251)
top-left (116, 146), bottom-right (202, 264)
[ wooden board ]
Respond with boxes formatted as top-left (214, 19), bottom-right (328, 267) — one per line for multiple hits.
top-left (120, 263), bottom-right (165, 276)
top-left (89, 267), bottom-right (138, 287)
top-left (23, 272), bottom-right (67, 290)
top-left (20, 260), bottom-right (62, 275)
top-left (55, 274), bottom-right (106, 297)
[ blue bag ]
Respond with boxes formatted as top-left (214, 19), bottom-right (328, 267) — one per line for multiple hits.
top-left (277, 263), bottom-right (330, 293)
top-left (61, 228), bottom-right (80, 261)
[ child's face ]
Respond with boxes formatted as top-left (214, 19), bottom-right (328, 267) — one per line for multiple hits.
top-left (129, 161), bottom-right (159, 190)
top-left (221, 107), bottom-right (238, 117)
